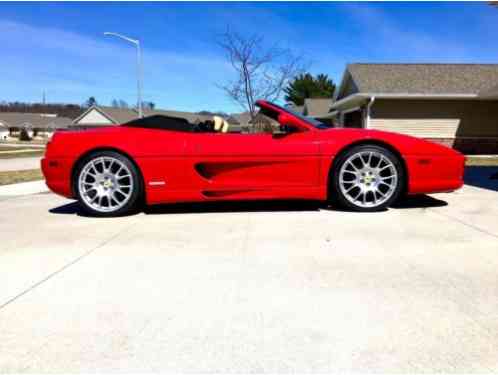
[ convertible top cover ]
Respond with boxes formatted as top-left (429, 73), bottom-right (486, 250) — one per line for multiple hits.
top-left (122, 115), bottom-right (198, 132)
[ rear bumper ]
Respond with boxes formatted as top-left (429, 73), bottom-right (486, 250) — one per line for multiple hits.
top-left (406, 153), bottom-right (465, 194)
top-left (41, 157), bottom-right (74, 198)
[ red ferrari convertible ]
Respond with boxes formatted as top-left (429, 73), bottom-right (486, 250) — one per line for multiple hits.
top-left (42, 100), bottom-right (464, 216)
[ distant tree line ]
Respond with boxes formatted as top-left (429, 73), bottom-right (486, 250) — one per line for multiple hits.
top-left (0, 96), bottom-right (159, 119)
top-left (109, 98), bottom-right (156, 111)
top-left (197, 110), bottom-right (229, 117)
top-left (0, 101), bottom-right (84, 119)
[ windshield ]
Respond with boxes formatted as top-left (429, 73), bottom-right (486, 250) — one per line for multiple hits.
top-left (261, 101), bottom-right (330, 129)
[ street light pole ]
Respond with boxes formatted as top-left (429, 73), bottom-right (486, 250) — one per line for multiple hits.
top-left (104, 32), bottom-right (143, 118)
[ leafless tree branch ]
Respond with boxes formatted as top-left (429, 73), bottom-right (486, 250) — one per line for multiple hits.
top-left (216, 27), bottom-right (308, 122)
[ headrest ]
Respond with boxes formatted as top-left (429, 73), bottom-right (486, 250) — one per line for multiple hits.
top-left (213, 116), bottom-right (224, 131)
top-left (221, 119), bottom-right (230, 133)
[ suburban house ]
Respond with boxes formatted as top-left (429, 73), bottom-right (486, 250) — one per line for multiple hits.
top-left (0, 112), bottom-right (72, 139)
top-left (302, 98), bottom-right (334, 126)
top-left (72, 105), bottom-right (243, 132)
top-left (330, 63), bottom-right (498, 154)
top-left (0, 123), bottom-right (9, 140)
top-left (285, 99), bottom-right (334, 126)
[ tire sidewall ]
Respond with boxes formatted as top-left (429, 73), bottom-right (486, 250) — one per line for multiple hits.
top-left (74, 151), bottom-right (142, 217)
top-left (330, 145), bottom-right (404, 212)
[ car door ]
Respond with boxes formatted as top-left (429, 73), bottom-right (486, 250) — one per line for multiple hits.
top-left (185, 130), bottom-right (320, 192)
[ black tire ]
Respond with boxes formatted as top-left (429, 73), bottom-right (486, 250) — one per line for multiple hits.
top-left (329, 145), bottom-right (404, 212)
top-left (73, 151), bottom-right (143, 217)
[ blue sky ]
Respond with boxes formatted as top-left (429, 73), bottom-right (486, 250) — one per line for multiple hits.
top-left (1, 1), bottom-right (497, 113)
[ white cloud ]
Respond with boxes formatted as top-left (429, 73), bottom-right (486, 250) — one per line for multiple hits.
top-left (0, 19), bottom-right (236, 111)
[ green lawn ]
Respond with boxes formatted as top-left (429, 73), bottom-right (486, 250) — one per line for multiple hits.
top-left (0, 169), bottom-right (44, 186)
top-left (0, 150), bottom-right (44, 159)
top-left (0, 145), bottom-right (42, 151)
top-left (0, 139), bottom-right (47, 145)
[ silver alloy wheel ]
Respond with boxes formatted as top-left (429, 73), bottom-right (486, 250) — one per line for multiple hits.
top-left (78, 156), bottom-right (134, 213)
top-left (339, 150), bottom-right (398, 208)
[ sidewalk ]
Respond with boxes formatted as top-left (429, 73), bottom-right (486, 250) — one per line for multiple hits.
top-left (0, 180), bottom-right (48, 199)
top-left (0, 157), bottom-right (42, 172)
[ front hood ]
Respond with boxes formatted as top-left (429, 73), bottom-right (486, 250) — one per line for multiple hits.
top-left (319, 128), bottom-right (463, 157)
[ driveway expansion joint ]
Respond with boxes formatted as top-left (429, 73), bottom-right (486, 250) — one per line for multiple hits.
top-left (429, 209), bottom-right (498, 240)
top-left (0, 222), bottom-right (135, 312)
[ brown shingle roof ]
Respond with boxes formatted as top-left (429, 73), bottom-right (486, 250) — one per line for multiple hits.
top-left (480, 84), bottom-right (498, 99)
top-left (346, 63), bottom-right (498, 96)
top-left (303, 98), bottom-right (333, 117)
top-left (0, 113), bottom-right (72, 129)
top-left (74, 106), bottom-right (215, 126)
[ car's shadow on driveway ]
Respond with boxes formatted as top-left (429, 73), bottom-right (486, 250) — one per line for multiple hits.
top-left (49, 201), bottom-right (91, 216)
top-left (390, 194), bottom-right (448, 209)
top-left (49, 194), bottom-right (448, 217)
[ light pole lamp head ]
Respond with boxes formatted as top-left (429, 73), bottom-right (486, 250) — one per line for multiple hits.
top-left (103, 32), bottom-right (139, 45)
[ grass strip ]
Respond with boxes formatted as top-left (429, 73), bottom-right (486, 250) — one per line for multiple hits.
top-left (0, 151), bottom-right (44, 159)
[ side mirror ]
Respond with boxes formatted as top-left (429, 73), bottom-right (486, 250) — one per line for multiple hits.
top-left (277, 113), bottom-right (305, 133)
top-left (279, 124), bottom-right (295, 133)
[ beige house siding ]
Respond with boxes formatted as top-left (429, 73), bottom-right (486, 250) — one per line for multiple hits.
top-left (75, 109), bottom-right (114, 125)
top-left (370, 99), bottom-right (498, 138)
top-left (370, 118), bottom-right (461, 138)
top-left (369, 99), bottom-right (498, 154)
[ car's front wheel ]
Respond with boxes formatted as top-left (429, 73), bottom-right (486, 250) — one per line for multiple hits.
top-left (74, 151), bottom-right (142, 217)
top-left (330, 145), bottom-right (404, 212)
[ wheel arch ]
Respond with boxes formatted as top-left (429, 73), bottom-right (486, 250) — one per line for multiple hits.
top-left (327, 139), bottom-right (409, 198)
top-left (71, 147), bottom-right (145, 201)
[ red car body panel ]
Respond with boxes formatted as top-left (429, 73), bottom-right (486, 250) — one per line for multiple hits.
top-left (41, 100), bottom-right (464, 205)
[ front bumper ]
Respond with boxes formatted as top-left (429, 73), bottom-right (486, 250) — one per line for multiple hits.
top-left (406, 153), bottom-right (465, 194)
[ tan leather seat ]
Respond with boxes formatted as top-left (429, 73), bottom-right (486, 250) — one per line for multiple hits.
top-left (213, 116), bottom-right (223, 132)
top-left (213, 116), bottom-right (230, 133)
top-left (221, 119), bottom-right (230, 133)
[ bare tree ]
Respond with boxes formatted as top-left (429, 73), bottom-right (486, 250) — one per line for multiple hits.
top-left (216, 28), bottom-right (307, 122)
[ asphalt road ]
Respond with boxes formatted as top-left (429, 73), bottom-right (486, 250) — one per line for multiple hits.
top-left (1, 182), bottom-right (498, 372)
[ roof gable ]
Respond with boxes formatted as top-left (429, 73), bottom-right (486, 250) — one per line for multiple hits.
top-left (74, 107), bottom-right (117, 125)
top-left (344, 63), bottom-right (498, 96)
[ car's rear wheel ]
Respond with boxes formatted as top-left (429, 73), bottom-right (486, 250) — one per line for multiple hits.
top-left (330, 145), bottom-right (404, 212)
top-left (74, 151), bottom-right (142, 217)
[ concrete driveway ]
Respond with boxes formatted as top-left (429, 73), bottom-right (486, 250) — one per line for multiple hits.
top-left (1, 180), bottom-right (498, 372)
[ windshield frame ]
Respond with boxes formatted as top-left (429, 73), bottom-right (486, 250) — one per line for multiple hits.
top-left (256, 100), bottom-right (330, 130)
